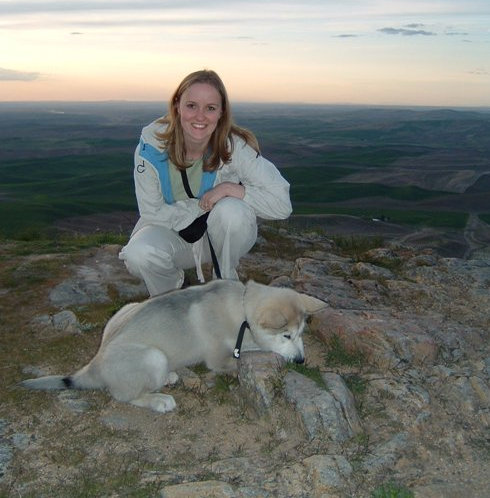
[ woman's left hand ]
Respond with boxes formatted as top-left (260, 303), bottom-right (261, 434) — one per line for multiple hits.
top-left (199, 182), bottom-right (245, 211)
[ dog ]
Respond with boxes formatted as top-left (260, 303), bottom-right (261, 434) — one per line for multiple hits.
top-left (21, 280), bottom-right (326, 413)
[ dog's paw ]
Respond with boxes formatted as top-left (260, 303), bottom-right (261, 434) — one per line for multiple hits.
top-left (151, 394), bottom-right (177, 413)
top-left (165, 372), bottom-right (179, 385)
top-left (130, 393), bottom-right (177, 413)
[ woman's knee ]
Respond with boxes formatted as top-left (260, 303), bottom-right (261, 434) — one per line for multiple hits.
top-left (120, 239), bottom-right (150, 277)
top-left (120, 237), bottom-right (171, 277)
top-left (209, 197), bottom-right (256, 231)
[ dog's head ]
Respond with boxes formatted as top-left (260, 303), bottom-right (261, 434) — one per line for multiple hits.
top-left (243, 281), bottom-right (327, 363)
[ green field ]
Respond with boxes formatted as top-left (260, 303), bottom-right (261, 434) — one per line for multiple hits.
top-left (292, 204), bottom-right (469, 229)
top-left (0, 154), bottom-right (135, 237)
top-left (284, 166), bottom-right (454, 203)
top-left (0, 152), bottom-right (470, 237)
top-left (1, 102), bottom-right (489, 239)
top-left (480, 213), bottom-right (490, 224)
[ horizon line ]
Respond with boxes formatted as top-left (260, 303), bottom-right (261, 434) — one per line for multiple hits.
top-left (1, 100), bottom-right (490, 111)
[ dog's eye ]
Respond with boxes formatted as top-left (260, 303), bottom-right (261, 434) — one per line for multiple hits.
top-left (283, 334), bottom-right (291, 340)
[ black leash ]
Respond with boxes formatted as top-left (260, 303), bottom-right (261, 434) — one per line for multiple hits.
top-left (181, 168), bottom-right (246, 356)
top-left (207, 235), bottom-right (222, 279)
top-left (180, 169), bottom-right (221, 279)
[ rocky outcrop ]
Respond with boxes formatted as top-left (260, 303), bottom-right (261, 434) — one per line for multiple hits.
top-left (48, 244), bottom-right (146, 307)
top-left (283, 370), bottom-right (362, 442)
top-left (2, 225), bottom-right (489, 497)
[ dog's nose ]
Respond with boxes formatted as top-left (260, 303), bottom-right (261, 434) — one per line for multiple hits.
top-left (294, 356), bottom-right (305, 365)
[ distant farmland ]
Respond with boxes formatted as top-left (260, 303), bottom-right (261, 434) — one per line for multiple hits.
top-left (0, 102), bottom-right (489, 242)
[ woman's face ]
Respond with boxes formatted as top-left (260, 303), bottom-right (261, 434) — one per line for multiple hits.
top-left (177, 82), bottom-right (222, 152)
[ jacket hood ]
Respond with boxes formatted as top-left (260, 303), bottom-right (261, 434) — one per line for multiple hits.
top-left (140, 118), bottom-right (166, 149)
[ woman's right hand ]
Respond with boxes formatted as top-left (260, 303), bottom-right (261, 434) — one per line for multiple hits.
top-left (199, 182), bottom-right (245, 211)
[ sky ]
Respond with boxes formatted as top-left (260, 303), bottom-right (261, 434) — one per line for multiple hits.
top-left (1, 0), bottom-right (490, 106)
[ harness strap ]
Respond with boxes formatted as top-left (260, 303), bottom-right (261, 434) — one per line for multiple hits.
top-left (233, 320), bottom-right (250, 359)
top-left (180, 168), bottom-right (195, 199)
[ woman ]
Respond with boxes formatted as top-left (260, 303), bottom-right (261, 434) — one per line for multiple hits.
top-left (119, 69), bottom-right (292, 296)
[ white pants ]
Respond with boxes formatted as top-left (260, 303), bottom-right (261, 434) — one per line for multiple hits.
top-left (119, 197), bottom-right (257, 296)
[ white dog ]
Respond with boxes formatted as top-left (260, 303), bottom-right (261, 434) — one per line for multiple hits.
top-left (22, 280), bottom-right (326, 413)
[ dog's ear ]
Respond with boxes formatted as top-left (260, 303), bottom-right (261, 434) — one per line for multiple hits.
top-left (299, 294), bottom-right (327, 314)
top-left (259, 309), bottom-right (288, 330)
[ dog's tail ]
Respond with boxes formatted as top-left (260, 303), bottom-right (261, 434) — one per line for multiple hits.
top-left (21, 375), bottom-right (75, 390)
top-left (21, 363), bottom-right (103, 392)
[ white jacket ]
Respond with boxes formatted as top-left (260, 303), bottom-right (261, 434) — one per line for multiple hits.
top-left (130, 118), bottom-right (292, 235)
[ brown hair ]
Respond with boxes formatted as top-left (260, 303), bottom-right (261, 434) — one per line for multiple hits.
top-left (156, 69), bottom-right (259, 171)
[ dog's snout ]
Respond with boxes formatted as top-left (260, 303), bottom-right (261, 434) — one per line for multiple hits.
top-left (294, 356), bottom-right (305, 365)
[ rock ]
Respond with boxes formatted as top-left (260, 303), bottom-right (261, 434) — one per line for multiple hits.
top-left (52, 310), bottom-right (82, 334)
top-left (30, 310), bottom-right (83, 334)
top-left (57, 391), bottom-right (91, 414)
top-left (322, 372), bottom-right (363, 434)
top-left (283, 370), bottom-right (361, 442)
top-left (291, 257), bottom-right (366, 309)
top-left (274, 461), bottom-right (309, 497)
top-left (49, 245), bottom-right (146, 307)
top-left (100, 415), bottom-right (132, 430)
top-left (0, 420), bottom-right (12, 482)
top-left (160, 480), bottom-right (235, 497)
top-left (237, 351), bottom-right (285, 415)
top-left (352, 261), bottom-right (395, 280)
top-left (210, 457), bottom-right (257, 481)
top-left (303, 454), bottom-right (353, 497)
top-left (469, 375), bottom-right (490, 406)
top-left (444, 375), bottom-right (490, 417)
top-left (274, 454), bottom-right (353, 498)
top-left (29, 314), bottom-right (53, 330)
top-left (310, 308), bottom-right (440, 369)
top-left (361, 432), bottom-right (410, 473)
top-left (368, 376), bottom-right (431, 413)
top-left (49, 271), bottom-right (109, 306)
top-left (234, 486), bottom-right (271, 497)
top-left (406, 253), bottom-right (439, 268)
top-left (413, 483), bottom-right (476, 498)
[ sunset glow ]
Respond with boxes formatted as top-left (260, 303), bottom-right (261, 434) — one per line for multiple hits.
top-left (1, 1), bottom-right (489, 106)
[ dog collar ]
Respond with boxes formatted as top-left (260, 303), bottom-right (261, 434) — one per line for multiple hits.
top-left (233, 320), bottom-right (250, 359)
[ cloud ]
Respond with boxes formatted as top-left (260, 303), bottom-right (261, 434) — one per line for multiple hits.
top-left (378, 27), bottom-right (436, 36)
top-left (333, 34), bottom-right (359, 38)
top-left (0, 67), bottom-right (40, 81)
top-left (469, 68), bottom-right (489, 75)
